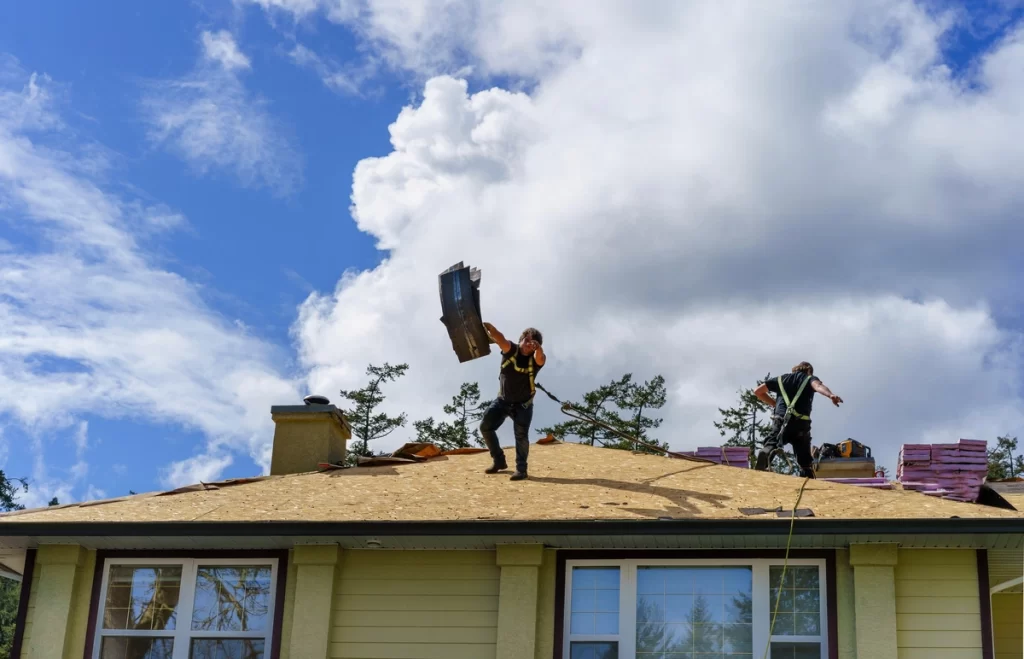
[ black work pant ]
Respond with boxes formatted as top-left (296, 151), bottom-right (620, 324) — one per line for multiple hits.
top-left (480, 398), bottom-right (533, 473)
top-left (764, 417), bottom-right (814, 478)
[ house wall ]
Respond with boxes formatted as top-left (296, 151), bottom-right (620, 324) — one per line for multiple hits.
top-left (894, 549), bottom-right (983, 659)
top-left (18, 545), bottom-right (96, 659)
top-left (992, 592), bottom-right (1023, 659)
top-left (17, 555), bottom-right (40, 658)
top-left (330, 549), bottom-right (501, 659)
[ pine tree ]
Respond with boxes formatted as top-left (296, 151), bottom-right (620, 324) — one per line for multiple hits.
top-left (0, 472), bottom-right (27, 659)
top-left (538, 374), bottom-right (670, 454)
top-left (608, 374), bottom-right (670, 455)
top-left (714, 388), bottom-right (773, 468)
top-left (414, 382), bottom-right (491, 450)
top-left (338, 363), bottom-right (410, 464)
top-left (988, 435), bottom-right (1024, 480)
top-left (714, 386), bottom-right (797, 475)
top-left (538, 375), bottom-right (631, 447)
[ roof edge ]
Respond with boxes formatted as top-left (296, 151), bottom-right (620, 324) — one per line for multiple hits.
top-left (2, 517), bottom-right (1023, 538)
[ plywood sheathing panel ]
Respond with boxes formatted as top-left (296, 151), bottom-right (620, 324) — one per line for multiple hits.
top-left (1, 443), bottom-right (1021, 524)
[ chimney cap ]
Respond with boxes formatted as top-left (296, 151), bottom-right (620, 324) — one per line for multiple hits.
top-left (304, 394), bottom-right (330, 406)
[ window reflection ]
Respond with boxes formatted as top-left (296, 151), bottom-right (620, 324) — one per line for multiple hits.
top-left (635, 567), bottom-right (753, 658)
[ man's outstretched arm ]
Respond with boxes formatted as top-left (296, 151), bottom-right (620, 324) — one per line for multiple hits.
top-left (482, 322), bottom-right (512, 353)
top-left (811, 379), bottom-right (843, 406)
top-left (753, 383), bottom-right (776, 408)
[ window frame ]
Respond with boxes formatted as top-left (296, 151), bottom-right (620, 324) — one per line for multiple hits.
top-left (562, 556), bottom-right (831, 659)
top-left (88, 553), bottom-right (283, 659)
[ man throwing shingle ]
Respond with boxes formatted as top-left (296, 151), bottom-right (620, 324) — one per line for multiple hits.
top-left (752, 361), bottom-right (843, 478)
top-left (479, 322), bottom-right (546, 481)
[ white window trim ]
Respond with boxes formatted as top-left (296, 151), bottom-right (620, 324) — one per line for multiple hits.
top-left (563, 557), bottom-right (829, 659)
top-left (91, 556), bottom-right (279, 659)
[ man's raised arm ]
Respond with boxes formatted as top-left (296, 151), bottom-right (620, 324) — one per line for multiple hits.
top-left (811, 379), bottom-right (844, 407)
top-left (483, 322), bottom-right (512, 353)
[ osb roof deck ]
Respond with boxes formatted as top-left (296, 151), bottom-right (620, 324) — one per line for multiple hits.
top-left (1, 442), bottom-right (1021, 525)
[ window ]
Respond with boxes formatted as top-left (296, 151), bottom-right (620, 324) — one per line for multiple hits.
top-left (92, 557), bottom-right (278, 659)
top-left (564, 559), bottom-right (828, 659)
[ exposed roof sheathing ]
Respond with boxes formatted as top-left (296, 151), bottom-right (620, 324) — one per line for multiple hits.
top-left (0, 443), bottom-right (1020, 525)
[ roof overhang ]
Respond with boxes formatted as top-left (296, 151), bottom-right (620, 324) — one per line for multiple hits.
top-left (2, 516), bottom-right (1024, 541)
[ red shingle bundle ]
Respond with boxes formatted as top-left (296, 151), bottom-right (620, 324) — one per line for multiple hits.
top-left (897, 439), bottom-right (988, 502)
top-left (678, 446), bottom-right (751, 468)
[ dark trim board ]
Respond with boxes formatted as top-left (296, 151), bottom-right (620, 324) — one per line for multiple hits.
top-left (977, 549), bottom-right (994, 659)
top-left (81, 549), bottom-right (289, 659)
top-left (4, 516), bottom-right (1024, 537)
top-left (10, 548), bottom-right (36, 659)
top-left (552, 549), bottom-right (839, 659)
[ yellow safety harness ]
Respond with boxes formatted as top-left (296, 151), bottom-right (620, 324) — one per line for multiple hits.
top-left (500, 346), bottom-right (536, 405)
top-left (777, 374), bottom-right (813, 421)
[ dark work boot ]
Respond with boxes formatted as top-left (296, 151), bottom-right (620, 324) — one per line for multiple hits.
top-left (510, 471), bottom-right (528, 481)
top-left (485, 461), bottom-right (508, 474)
top-left (754, 447), bottom-right (775, 472)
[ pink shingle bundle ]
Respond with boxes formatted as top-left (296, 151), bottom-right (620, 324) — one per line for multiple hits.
top-left (678, 446), bottom-right (751, 468)
top-left (897, 439), bottom-right (988, 502)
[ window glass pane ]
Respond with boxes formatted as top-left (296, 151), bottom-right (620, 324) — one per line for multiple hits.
top-left (191, 566), bottom-right (273, 632)
top-left (636, 567), bottom-right (752, 658)
top-left (99, 637), bottom-right (174, 659)
top-left (770, 641), bottom-right (821, 659)
top-left (103, 566), bottom-right (182, 631)
top-left (189, 638), bottom-right (265, 659)
top-left (571, 567), bottom-right (620, 635)
top-left (768, 566), bottom-right (820, 636)
top-left (570, 641), bottom-right (618, 659)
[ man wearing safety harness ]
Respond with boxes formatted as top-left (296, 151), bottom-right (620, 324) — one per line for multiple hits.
top-left (752, 361), bottom-right (843, 478)
top-left (480, 322), bottom-right (545, 481)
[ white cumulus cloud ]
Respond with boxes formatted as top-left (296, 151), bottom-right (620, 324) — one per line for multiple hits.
top-left (287, 1), bottom-right (1024, 474)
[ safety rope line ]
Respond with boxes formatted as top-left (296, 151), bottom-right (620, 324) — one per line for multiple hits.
top-left (532, 378), bottom-right (811, 654)
top-left (534, 383), bottom-right (715, 465)
top-left (763, 473), bottom-right (812, 659)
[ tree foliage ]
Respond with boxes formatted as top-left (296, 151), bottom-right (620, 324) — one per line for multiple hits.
top-left (988, 435), bottom-right (1024, 480)
top-left (414, 382), bottom-right (491, 450)
top-left (714, 386), bottom-right (796, 475)
top-left (338, 362), bottom-right (410, 464)
top-left (539, 373), bottom-right (669, 455)
top-left (0, 472), bottom-right (27, 659)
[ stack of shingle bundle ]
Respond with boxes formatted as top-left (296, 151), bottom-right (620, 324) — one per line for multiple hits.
top-left (819, 477), bottom-right (892, 490)
top-left (677, 446), bottom-right (751, 468)
top-left (897, 439), bottom-right (988, 502)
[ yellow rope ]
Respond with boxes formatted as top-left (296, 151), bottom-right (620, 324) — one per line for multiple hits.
top-left (762, 473), bottom-right (811, 659)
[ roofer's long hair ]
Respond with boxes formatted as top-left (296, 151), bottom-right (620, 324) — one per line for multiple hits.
top-left (520, 328), bottom-right (543, 345)
top-left (792, 361), bottom-right (814, 376)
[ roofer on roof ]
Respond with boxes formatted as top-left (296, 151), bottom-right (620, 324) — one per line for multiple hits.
top-left (752, 361), bottom-right (843, 478)
top-left (480, 323), bottom-right (546, 481)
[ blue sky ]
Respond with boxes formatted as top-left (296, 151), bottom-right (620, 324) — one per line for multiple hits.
top-left (3, 1), bottom-right (1024, 507)
top-left (0, 0), bottom-right (413, 502)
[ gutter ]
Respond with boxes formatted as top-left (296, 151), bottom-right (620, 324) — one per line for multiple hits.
top-left (1, 517), bottom-right (1024, 537)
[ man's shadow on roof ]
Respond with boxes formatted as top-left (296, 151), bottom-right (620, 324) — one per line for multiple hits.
top-left (528, 468), bottom-right (730, 519)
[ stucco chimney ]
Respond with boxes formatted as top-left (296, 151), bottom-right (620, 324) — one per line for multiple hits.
top-left (269, 395), bottom-right (350, 475)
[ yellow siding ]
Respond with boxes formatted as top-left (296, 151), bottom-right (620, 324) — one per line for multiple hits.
top-left (534, 549), bottom-right (556, 659)
top-left (18, 560), bottom-right (40, 659)
top-left (330, 550), bottom-right (499, 659)
top-left (279, 550), bottom-right (297, 659)
top-left (992, 593), bottom-right (1023, 659)
top-left (63, 549), bottom-right (95, 658)
top-left (895, 549), bottom-right (982, 659)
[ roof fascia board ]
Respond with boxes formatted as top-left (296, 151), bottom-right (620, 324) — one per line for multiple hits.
top-left (2, 517), bottom-right (1024, 537)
